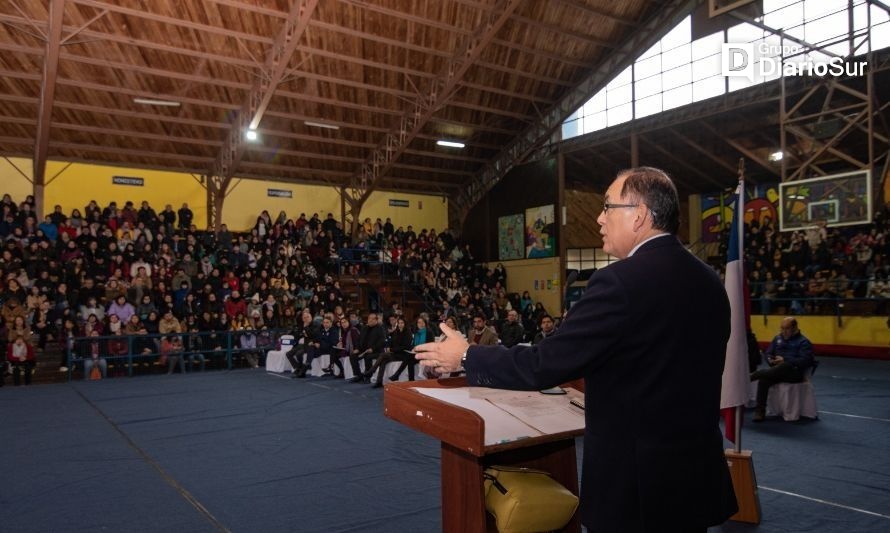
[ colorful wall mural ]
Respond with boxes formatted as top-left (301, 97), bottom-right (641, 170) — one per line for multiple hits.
top-left (700, 183), bottom-right (780, 242)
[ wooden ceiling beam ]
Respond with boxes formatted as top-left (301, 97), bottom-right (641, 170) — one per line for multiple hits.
top-left (207, 0), bottom-right (284, 19)
top-left (33, 0), bottom-right (65, 189)
top-left (344, 0), bottom-right (522, 225)
top-left (700, 122), bottom-right (778, 178)
top-left (667, 128), bottom-right (738, 175)
top-left (240, 160), bottom-right (351, 177)
top-left (391, 163), bottom-right (473, 177)
top-left (52, 121), bottom-right (222, 148)
top-left (308, 21), bottom-right (582, 91)
top-left (207, 0), bottom-right (319, 230)
top-left (246, 0), bottom-right (596, 67)
top-left (472, 59), bottom-right (575, 88)
top-left (455, 0), bottom-right (698, 228)
top-left (0, 13), bottom-right (557, 110)
top-left (71, 0), bottom-right (275, 45)
top-left (637, 136), bottom-right (723, 189)
top-left (509, 14), bottom-right (614, 49)
top-left (0, 91), bottom-right (230, 130)
top-left (381, 176), bottom-right (463, 189)
top-left (553, 0), bottom-right (640, 28)
top-left (50, 140), bottom-right (215, 164)
top-left (402, 149), bottom-right (489, 164)
top-left (247, 145), bottom-right (362, 165)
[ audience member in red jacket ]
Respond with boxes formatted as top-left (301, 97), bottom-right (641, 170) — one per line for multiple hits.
top-left (224, 290), bottom-right (247, 319)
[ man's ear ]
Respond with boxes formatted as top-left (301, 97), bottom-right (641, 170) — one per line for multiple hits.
top-left (632, 206), bottom-right (648, 232)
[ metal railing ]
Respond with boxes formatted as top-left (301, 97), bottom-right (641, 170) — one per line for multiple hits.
top-left (64, 328), bottom-right (292, 381)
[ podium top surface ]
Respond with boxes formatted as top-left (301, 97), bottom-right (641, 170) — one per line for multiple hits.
top-left (384, 378), bottom-right (585, 456)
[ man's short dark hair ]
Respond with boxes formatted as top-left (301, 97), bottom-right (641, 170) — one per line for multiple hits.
top-left (540, 314), bottom-right (554, 324)
top-left (473, 314), bottom-right (486, 322)
top-left (619, 166), bottom-right (680, 234)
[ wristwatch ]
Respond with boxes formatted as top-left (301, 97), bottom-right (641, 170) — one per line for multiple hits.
top-left (460, 349), bottom-right (468, 369)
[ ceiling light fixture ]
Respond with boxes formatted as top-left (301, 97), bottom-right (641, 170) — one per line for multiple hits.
top-left (245, 129), bottom-right (259, 141)
top-left (768, 150), bottom-right (784, 162)
top-left (304, 121), bottom-right (340, 130)
top-left (133, 97), bottom-right (181, 107)
top-left (436, 140), bottom-right (465, 149)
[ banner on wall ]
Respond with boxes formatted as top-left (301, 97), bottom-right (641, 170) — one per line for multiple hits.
top-left (498, 214), bottom-right (525, 261)
top-left (267, 189), bottom-right (292, 198)
top-left (525, 204), bottom-right (555, 258)
top-left (112, 176), bottom-right (144, 186)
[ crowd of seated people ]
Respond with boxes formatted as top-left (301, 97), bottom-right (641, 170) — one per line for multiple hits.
top-left (0, 193), bottom-right (559, 386)
top-left (715, 205), bottom-right (890, 315)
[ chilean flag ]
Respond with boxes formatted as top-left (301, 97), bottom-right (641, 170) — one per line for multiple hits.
top-left (721, 180), bottom-right (750, 443)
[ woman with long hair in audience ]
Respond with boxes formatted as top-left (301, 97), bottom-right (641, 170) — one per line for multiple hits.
top-left (231, 312), bottom-right (250, 332)
top-left (81, 313), bottom-right (104, 337)
top-left (143, 310), bottom-right (160, 335)
top-left (135, 294), bottom-right (157, 321)
top-left (332, 315), bottom-right (359, 378)
top-left (123, 314), bottom-right (143, 336)
top-left (389, 316), bottom-right (433, 382)
top-left (30, 300), bottom-right (53, 350)
top-left (8, 314), bottom-right (31, 343)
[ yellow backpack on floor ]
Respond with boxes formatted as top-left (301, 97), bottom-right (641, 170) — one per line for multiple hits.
top-left (483, 465), bottom-right (579, 533)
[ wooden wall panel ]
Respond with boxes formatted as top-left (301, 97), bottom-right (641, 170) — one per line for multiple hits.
top-left (564, 189), bottom-right (603, 249)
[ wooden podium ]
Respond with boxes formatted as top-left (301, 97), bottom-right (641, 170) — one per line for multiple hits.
top-left (384, 377), bottom-right (584, 533)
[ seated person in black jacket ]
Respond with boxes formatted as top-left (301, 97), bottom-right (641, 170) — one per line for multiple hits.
top-left (532, 314), bottom-right (556, 345)
top-left (347, 313), bottom-right (386, 383)
top-left (499, 309), bottom-right (525, 347)
top-left (287, 311), bottom-right (318, 378)
top-left (302, 317), bottom-right (337, 376)
top-left (363, 317), bottom-right (414, 388)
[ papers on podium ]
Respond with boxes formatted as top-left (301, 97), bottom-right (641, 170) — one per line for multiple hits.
top-left (413, 386), bottom-right (585, 446)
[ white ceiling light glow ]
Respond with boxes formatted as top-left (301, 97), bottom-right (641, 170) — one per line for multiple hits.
top-left (436, 140), bottom-right (465, 149)
top-left (304, 121), bottom-right (340, 130)
top-left (132, 97), bottom-right (181, 107)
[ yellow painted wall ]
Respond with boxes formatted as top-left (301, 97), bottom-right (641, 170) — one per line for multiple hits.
top-left (362, 190), bottom-right (448, 232)
top-left (221, 180), bottom-right (448, 232)
top-left (222, 179), bottom-right (340, 231)
top-left (751, 315), bottom-right (890, 348)
top-left (0, 157), bottom-right (37, 203)
top-left (1, 158), bottom-right (448, 232)
top-left (500, 257), bottom-right (562, 316)
top-left (44, 161), bottom-right (207, 227)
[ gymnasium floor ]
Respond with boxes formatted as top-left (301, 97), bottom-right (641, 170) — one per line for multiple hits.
top-left (1, 357), bottom-right (888, 532)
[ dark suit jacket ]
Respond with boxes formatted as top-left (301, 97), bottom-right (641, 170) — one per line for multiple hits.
top-left (316, 327), bottom-right (338, 353)
top-left (358, 324), bottom-right (385, 353)
top-left (465, 236), bottom-right (737, 532)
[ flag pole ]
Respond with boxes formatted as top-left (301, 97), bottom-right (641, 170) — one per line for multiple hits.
top-left (735, 157), bottom-right (745, 455)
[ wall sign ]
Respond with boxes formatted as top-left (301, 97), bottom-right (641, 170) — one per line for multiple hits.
top-left (112, 176), bottom-right (144, 186)
top-left (389, 199), bottom-right (409, 207)
top-left (267, 189), bottom-right (293, 198)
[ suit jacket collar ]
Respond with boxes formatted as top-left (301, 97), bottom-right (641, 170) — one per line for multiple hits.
top-left (630, 234), bottom-right (681, 256)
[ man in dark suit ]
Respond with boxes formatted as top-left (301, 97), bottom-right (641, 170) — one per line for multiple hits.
top-left (347, 313), bottom-right (386, 383)
top-left (416, 167), bottom-right (737, 532)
